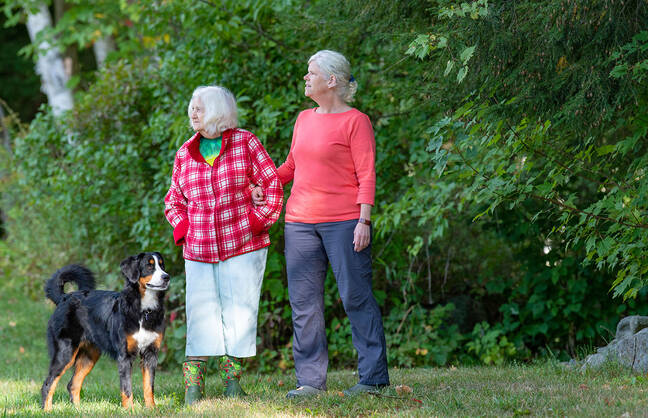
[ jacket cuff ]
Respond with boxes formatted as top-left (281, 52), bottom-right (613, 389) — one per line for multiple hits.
top-left (173, 219), bottom-right (189, 246)
top-left (248, 210), bottom-right (266, 236)
top-left (244, 183), bottom-right (253, 199)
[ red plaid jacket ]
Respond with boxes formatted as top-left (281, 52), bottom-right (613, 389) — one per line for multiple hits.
top-left (164, 128), bottom-right (283, 263)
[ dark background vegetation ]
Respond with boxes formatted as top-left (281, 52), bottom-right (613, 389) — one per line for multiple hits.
top-left (1, 0), bottom-right (647, 372)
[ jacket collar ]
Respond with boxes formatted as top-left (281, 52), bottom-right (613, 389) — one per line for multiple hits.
top-left (187, 129), bottom-right (233, 163)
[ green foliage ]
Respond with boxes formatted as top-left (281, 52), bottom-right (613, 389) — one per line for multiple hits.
top-left (412, 0), bottom-right (648, 300)
top-left (466, 321), bottom-right (516, 366)
top-left (610, 31), bottom-right (648, 82)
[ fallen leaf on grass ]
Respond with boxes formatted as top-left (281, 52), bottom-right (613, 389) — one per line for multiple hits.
top-left (604, 398), bottom-right (613, 406)
top-left (395, 385), bottom-right (413, 395)
top-left (336, 391), bottom-right (345, 397)
top-left (278, 380), bottom-right (284, 387)
top-left (9, 321), bottom-right (16, 327)
top-left (579, 384), bottom-right (588, 390)
top-left (19, 347), bottom-right (24, 354)
top-left (602, 384), bottom-right (611, 390)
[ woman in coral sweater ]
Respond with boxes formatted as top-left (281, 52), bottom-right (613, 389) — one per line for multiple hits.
top-left (254, 50), bottom-right (389, 398)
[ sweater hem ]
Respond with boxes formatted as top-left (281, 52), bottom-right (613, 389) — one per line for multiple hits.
top-left (183, 242), bottom-right (271, 264)
top-left (284, 215), bottom-right (362, 224)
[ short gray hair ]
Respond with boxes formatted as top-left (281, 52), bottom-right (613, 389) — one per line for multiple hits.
top-left (187, 85), bottom-right (238, 136)
top-left (308, 50), bottom-right (357, 103)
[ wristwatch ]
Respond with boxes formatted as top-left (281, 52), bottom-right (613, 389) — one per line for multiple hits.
top-left (358, 218), bottom-right (371, 226)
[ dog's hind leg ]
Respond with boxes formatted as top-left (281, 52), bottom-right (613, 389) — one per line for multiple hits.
top-left (41, 341), bottom-right (79, 411)
top-left (67, 343), bottom-right (101, 405)
top-left (118, 355), bottom-right (135, 408)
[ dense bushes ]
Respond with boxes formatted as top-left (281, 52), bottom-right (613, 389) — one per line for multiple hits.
top-left (2, 0), bottom-right (648, 371)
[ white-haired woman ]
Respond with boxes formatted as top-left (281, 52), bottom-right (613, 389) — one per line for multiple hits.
top-left (253, 50), bottom-right (389, 397)
top-left (165, 85), bottom-right (283, 404)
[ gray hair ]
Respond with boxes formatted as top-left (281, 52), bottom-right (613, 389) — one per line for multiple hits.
top-left (187, 85), bottom-right (238, 136)
top-left (308, 50), bottom-right (357, 103)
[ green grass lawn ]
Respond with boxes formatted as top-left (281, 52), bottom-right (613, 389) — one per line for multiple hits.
top-left (2, 280), bottom-right (648, 416)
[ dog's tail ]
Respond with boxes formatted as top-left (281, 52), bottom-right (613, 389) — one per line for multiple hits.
top-left (45, 265), bottom-right (96, 305)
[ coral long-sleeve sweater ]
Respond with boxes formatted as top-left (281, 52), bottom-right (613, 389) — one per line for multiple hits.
top-left (277, 108), bottom-right (376, 223)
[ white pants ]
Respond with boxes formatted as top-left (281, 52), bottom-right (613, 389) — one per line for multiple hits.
top-left (185, 247), bottom-right (267, 358)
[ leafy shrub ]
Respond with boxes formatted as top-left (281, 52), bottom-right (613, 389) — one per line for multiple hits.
top-left (386, 303), bottom-right (462, 367)
top-left (466, 322), bottom-right (516, 366)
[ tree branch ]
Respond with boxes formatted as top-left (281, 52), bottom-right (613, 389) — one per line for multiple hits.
top-left (529, 193), bottom-right (648, 229)
top-left (451, 136), bottom-right (648, 229)
top-left (489, 96), bottom-right (633, 192)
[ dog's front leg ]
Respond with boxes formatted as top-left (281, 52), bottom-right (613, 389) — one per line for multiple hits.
top-left (118, 355), bottom-right (135, 408)
top-left (141, 350), bottom-right (158, 407)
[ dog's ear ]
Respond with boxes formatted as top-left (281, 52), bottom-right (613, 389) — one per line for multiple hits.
top-left (120, 254), bottom-right (143, 283)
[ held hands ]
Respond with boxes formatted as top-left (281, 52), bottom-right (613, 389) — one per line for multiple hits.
top-left (353, 222), bottom-right (370, 252)
top-left (251, 186), bottom-right (266, 207)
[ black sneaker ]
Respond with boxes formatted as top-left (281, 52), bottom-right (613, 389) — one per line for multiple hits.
top-left (286, 385), bottom-right (324, 399)
top-left (343, 383), bottom-right (388, 396)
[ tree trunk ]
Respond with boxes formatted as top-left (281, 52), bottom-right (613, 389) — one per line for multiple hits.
top-left (0, 103), bottom-right (10, 240)
top-left (93, 36), bottom-right (116, 68)
top-left (0, 104), bottom-right (10, 157)
top-left (25, 3), bottom-right (73, 115)
top-left (53, 0), bottom-right (79, 78)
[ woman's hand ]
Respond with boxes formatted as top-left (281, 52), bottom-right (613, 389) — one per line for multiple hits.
top-left (251, 186), bottom-right (266, 206)
top-left (353, 222), bottom-right (371, 252)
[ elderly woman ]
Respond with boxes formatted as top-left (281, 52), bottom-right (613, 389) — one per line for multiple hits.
top-left (165, 85), bottom-right (283, 404)
top-left (254, 50), bottom-right (389, 397)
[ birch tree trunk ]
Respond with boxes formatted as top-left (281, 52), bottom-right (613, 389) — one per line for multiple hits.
top-left (25, 3), bottom-right (73, 116)
top-left (93, 36), bottom-right (116, 68)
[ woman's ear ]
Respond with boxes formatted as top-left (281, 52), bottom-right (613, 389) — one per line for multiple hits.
top-left (327, 74), bottom-right (338, 88)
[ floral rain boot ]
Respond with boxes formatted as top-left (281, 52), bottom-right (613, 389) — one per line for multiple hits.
top-left (219, 356), bottom-right (247, 397)
top-left (183, 359), bottom-right (206, 405)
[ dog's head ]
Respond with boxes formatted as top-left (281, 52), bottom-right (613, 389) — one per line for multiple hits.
top-left (120, 252), bottom-right (170, 291)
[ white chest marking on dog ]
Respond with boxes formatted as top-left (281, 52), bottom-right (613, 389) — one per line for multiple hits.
top-left (141, 289), bottom-right (159, 311)
top-left (133, 321), bottom-right (159, 351)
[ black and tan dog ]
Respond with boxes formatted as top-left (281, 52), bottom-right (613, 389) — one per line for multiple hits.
top-left (41, 252), bottom-right (170, 410)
